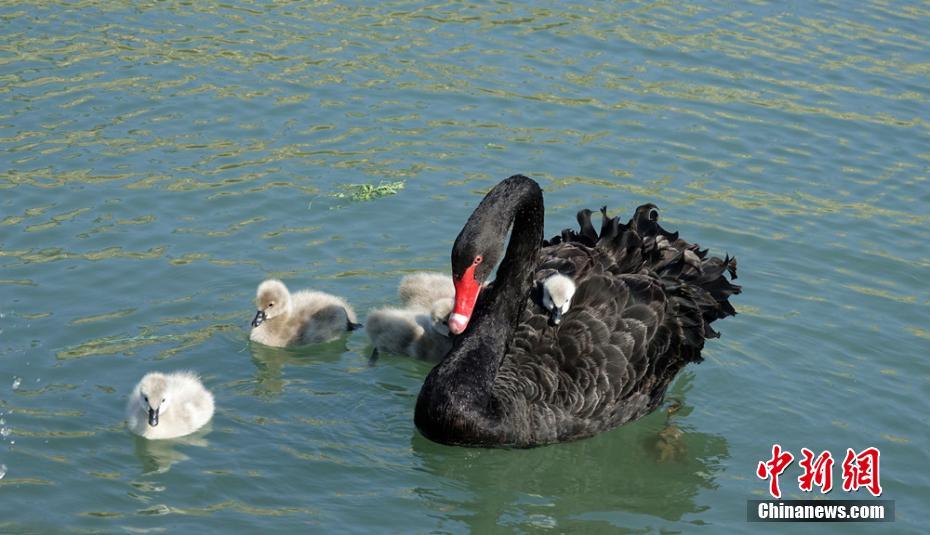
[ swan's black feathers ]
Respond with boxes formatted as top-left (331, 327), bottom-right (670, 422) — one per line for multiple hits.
top-left (536, 241), bottom-right (599, 279)
top-left (596, 206), bottom-right (622, 245)
top-left (576, 208), bottom-right (599, 245)
top-left (499, 204), bottom-right (739, 445)
top-left (416, 176), bottom-right (740, 448)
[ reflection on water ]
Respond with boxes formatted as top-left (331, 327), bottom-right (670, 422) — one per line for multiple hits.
top-left (132, 427), bottom-right (211, 475)
top-left (248, 339), bottom-right (349, 397)
top-left (647, 397), bottom-right (690, 464)
top-left (411, 377), bottom-right (728, 531)
top-left (650, 424), bottom-right (689, 465)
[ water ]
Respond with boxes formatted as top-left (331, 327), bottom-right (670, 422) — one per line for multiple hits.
top-left (1, 0), bottom-right (928, 532)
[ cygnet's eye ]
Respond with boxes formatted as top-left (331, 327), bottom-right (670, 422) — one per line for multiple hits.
top-left (143, 395), bottom-right (148, 402)
top-left (268, 302), bottom-right (274, 307)
top-left (161, 398), bottom-right (166, 403)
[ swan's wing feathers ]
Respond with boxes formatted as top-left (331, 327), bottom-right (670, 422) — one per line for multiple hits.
top-left (542, 233), bottom-right (562, 247)
top-left (597, 210), bottom-right (623, 246)
top-left (501, 273), bottom-right (670, 431)
top-left (619, 204), bottom-right (741, 344)
top-left (543, 208), bottom-right (608, 248)
top-left (536, 241), bottom-right (600, 282)
top-left (510, 311), bottom-right (547, 355)
top-left (533, 206), bottom-right (739, 410)
top-left (565, 270), bottom-right (621, 315)
top-left (595, 225), bottom-right (646, 274)
top-left (491, 201), bottom-right (741, 446)
top-left (576, 208), bottom-right (599, 244)
top-left (655, 222), bottom-right (680, 243)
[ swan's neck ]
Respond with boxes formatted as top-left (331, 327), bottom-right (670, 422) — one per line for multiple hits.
top-left (468, 177), bottom-right (543, 352)
top-left (472, 201), bottom-right (544, 343)
top-left (418, 176), bottom-right (543, 438)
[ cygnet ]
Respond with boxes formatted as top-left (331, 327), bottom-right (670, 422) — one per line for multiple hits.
top-left (540, 273), bottom-right (576, 326)
top-left (127, 371), bottom-right (214, 440)
top-left (397, 272), bottom-right (454, 310)
top-left (366, 298), bottom-right (454, 361)
top-left (250, 279), bottom-right (360, 347)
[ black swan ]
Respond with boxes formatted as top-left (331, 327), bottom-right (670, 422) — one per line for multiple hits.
top-left (414, 175), bottom-right (740, 447)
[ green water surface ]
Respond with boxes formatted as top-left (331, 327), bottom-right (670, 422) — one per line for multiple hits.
top-left (1, 1), bottom-right (928, 533)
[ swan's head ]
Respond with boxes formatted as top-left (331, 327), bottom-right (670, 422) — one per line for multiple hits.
top-left (252, 279), bottom-right (290, 327)
top-left (449, 219), bottom-right (507, 335)
top-left (541, 274), bottom-right (575, 326)
top-left (136, 373), bottom-right (170, 427)
top-left (448, 175), bottom-right (543, 335)
top-left (429, 298), bottom-right (455, 338)
top-left (449, 247), bottom-right (495, 335)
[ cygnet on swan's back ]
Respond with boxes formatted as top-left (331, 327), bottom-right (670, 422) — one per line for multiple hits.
top-left (249, 279), bottom-right (360, 347)
top-left (398, 272), bottom-right (454, 310)
top-left (540, 273), bottom-right (576, 326)
top-left (127, 371), bottom-right (214, 440)
top-left (366, 298), bottom-right (454, 361)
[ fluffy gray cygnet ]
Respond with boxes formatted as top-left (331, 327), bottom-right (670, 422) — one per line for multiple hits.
top-left (397, 272), bottom-right (455, 310)
top-left (249, 279), bottom-right (360, 347)
top-left (366, 298), bottom-right (454, 361)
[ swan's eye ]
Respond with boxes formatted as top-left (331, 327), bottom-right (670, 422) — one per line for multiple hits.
top-left (143, 395), bottom-right (148, 402)
top-left (161, 398), bottom-right (166, 403)
top-left (473, 256), bottom-right (483, 265)
top-left (648, 208), bottom-right (659, 221)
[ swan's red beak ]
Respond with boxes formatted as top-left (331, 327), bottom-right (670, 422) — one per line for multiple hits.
top-left (450, 264), bottom-right (481, 335)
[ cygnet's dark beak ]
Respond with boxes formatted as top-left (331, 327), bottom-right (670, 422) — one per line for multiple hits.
top-left (548, 308), bottom-right (562, 326)
top-left (251, 310), bottom-right (266, 327)
top-left (148, 407), bottom-right (159, 427)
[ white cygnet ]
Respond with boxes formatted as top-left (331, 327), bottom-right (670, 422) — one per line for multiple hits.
top-left (366, 297), bottom-right (454, 361)
top-left (127, 371), bottom-right (214, 440)
top-left (541, 273), bottom-right (576, 326)
top-left (398, 272), bottom-right (454, 311)
top-left (249, 279), bottom-right (360, 347)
